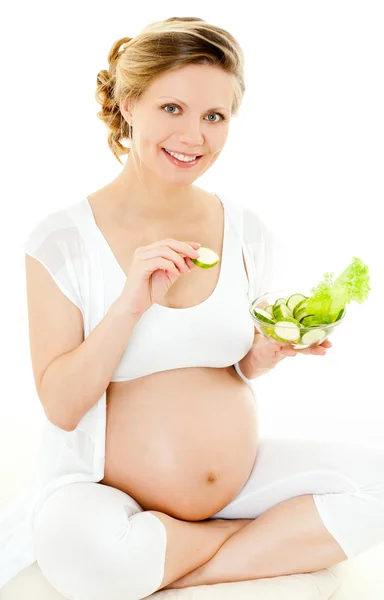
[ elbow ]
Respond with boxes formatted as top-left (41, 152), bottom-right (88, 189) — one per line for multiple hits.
top-left (38, 370), bottom-right (80, 432)
top-left (57, 419), bottom-right (77, 432)
top-left (43, 405), bottom-right (78, 432)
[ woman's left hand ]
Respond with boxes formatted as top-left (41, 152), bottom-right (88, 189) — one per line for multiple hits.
top-left (238, 330), bottom-right (332, 379)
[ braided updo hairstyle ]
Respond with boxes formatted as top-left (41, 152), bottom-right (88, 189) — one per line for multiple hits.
top-left (95, 17), bottom-right (245, 165)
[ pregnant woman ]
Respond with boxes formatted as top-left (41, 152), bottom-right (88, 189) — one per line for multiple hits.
top-left (2, 16), bottom-right (384, 600)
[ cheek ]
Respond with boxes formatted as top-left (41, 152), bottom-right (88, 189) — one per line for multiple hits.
top-left (140, 117), bottom-right (167, 142)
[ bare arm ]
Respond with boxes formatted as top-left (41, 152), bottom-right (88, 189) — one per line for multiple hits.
top-left (39, 297), bottom-right (141, 431)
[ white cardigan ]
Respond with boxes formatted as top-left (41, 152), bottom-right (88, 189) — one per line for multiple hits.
top-left (0, 192), bottom-right (282, 589)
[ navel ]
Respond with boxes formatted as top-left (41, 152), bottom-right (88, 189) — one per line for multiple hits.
top-left (206, 472), bottom-right (218, 484)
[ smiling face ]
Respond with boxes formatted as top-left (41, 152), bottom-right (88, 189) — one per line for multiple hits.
top-left (119, 64), bottom-right (234, 186)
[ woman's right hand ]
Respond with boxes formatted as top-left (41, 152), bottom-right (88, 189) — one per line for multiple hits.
top-left (119, 239), bottom-right (201, 316)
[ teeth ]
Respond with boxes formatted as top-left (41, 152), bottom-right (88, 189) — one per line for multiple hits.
top-left (165, 149), bottom-right (198, 162)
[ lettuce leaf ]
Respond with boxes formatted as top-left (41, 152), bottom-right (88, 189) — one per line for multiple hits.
top-left (305, 257), bottom-right (371, 323)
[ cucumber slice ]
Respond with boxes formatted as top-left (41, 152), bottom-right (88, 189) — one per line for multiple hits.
top-left (297, 311), bottom-right (315, 323)
top-left (334, 308), bottom-right (345, 322)
top-left (253, 308), bottom-right (275, 324)
top-left (287, 294), bottom-right (308, 313)
top-left (273, 303), bottom-right (293, 320)
top-left (274, 318), bottom-right (301, 342)
top-left (191, 247), bottom-right (220, 269)
top-left (301, 329), bottom-right (327, 345)
top-left (293, 299), bottom-right (308, 319)
top-left (295, 304), bottom-right (315, 322)
top-left (274, 298), bottom-right (288, 307)
top-left (301, 315), bottom-right (328, 327)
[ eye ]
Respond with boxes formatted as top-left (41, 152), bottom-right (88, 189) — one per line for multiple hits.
top-left (161, 103), bottom-right (227, 123)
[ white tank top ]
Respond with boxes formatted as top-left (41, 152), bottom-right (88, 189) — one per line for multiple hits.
top-left (83, 195), bottom-right (255, 382)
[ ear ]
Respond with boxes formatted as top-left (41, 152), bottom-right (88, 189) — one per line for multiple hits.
top-left (119, 96), bottom-right (134, 124)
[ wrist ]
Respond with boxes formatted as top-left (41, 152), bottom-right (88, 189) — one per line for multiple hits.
top-left (234, 359), bottom-right (271, 381)
top-left (110, 297), bottom-right (143, 322)
top-left (233, 361), bottom-right (252, 383)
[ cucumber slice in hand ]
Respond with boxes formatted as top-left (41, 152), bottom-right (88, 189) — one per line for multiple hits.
top-left (191, 247), bottom-right (220, 269)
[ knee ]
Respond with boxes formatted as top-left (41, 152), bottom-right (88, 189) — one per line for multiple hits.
top-left (32, 483), bottom-right (167, 600)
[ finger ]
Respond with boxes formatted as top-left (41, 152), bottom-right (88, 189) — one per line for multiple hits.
top-left (314, 341), bottom-right (331, 352)
top-left (296, 348), bottom-right (326, 355)
top-left (297, 342), bottom-right (331, 355)
top-left (279, 348), bottom-right (297, 357)
top-left (306, 347), bottom-right (327, 355)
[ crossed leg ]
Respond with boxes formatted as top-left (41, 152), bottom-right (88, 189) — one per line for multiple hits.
top-left (165, 437), bottom-right (384, 588)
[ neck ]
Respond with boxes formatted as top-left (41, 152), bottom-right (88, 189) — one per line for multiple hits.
top-left (109, 182), bottom-right (205, 223)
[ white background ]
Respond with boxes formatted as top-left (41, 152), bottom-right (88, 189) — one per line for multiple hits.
top-left (0, 1), bottom-right (383, 509)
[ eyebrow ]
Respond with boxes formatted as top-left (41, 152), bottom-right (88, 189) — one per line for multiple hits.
top-left (158, 96), bottom-right (231, 112)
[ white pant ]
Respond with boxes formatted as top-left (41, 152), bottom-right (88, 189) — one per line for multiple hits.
top-left (32, 437), bottom-right (384, 600)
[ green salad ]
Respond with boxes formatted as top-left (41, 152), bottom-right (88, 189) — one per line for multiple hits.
top-left (253, 256), bottom-right (371, 345)
top-left (304, 256), bottom-right (371, 322)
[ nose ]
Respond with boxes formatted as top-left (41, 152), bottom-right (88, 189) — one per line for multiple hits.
top-left (177, 119), bottom-right (205, 148)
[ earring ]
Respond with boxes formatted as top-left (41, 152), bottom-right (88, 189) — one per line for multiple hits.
top-left (127, 120), bottom-right (132, 143)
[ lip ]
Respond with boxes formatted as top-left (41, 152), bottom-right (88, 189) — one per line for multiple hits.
top-left (162, 147), bottom-right (203, 167)
top-left (162, 147), bottom-right (204, 157)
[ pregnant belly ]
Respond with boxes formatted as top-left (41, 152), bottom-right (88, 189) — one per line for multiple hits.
top-left (100, 366), bottom-right (259, 521)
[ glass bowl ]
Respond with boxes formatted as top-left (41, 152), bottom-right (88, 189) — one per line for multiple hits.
top-left (249, 289), bottom-right (346, 349)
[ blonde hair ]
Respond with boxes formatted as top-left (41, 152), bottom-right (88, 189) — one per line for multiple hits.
top-left (95, 17), bottom-right (245, 165)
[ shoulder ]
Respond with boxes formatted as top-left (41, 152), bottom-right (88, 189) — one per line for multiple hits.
top-left (24, 202), bottom-right (84, 256)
